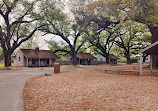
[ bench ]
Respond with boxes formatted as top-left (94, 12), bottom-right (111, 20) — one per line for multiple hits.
top-left (104, 69), bottom-right (139, 76)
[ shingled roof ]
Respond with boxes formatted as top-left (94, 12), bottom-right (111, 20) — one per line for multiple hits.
top-left (20, 49), bottom-right (58, 59)
top-left (109, 54), bottom-right (120, 60)
top-left (76, 52), bottom-right (96, 59)
top-left (139, 41), bottom-right (158, 55)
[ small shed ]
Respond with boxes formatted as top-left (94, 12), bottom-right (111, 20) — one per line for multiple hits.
top-left (95, 54), bottom-right (119, 64)
top-left (15, 48), bottom-right (58, 67)
top-left (76, 52), bottom-right (96, 65)
top-left (139, 41), bottom-right (158, 75)
top-left (109, 54), bottom-right (120, 64)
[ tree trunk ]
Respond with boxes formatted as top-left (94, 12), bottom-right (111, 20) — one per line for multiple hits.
top-left (149, 26), bottom-right (158, 67)
top-left (72, 56), bottom-right (77, 65)
top-left (71, 50), bottom-right (77, 65)
top-left (126, 53), bottom-right (131, 64)
top-left (143, 54), bottom-right (148, 62)
top-left (105, 55), bottom-right (110, 64)
top-left (4, 52), bottom-right (12, 66)
top-left (149, 26), bottom-right (158, 43)
top-left (1, 40), bottom-right (12, 66)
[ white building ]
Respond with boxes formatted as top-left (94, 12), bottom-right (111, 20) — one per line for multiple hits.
top-left (14, 48), bottom-right (58, 67)
top-left (96, 54), bottom-right (119, 64)
top-left (65, 52), bottom-right (96, 65)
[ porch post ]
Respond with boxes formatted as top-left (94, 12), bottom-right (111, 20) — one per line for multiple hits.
top-left (140, 54), bottom-right (143, 76)
top-left (27, 58), bottom-right (29, 67)
top-left (150, 55), bottom-right (152, 73)
top-left (91, 59), bottom-right (92, 65)
top-left (50, 58), bottom-right (51, 66)
top-left (39, 59), bottom-right (40, 67)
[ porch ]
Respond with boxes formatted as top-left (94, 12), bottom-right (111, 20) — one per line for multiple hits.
top-left (24, 57), bottom-right (56, 67)
top-left (78, 58), bottom-right (93, 65)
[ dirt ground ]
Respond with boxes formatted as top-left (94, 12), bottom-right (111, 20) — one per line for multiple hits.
top-left (24, 65), bottom-right (158, 111)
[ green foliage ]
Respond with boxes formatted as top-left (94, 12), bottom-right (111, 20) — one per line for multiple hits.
top-left (128, 107), bottom-right (133, 110)
top-left (46, 39), bottom-right (70, 60)
top-left (20, 37), bottom-right (39, 49)
top-left (120, 0), bottom-right (158, 27)
top-left (110, 45), bottom-right (124, 58)
top-left (117, 21), bottom-right (151, 46)
top-left (130, 57), bottom-right (138, 63)
top-left (114, 21), bottom-right (151, 63)
top-left (0, 48), bottom-right (3, 60)
top-left (0, 63), bottom-right (16, 67)
top-left (0, 0), bottom-right (67, 66)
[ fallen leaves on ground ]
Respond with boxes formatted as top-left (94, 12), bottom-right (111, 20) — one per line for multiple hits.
top-left (24, 65), bottom-right (158, 111)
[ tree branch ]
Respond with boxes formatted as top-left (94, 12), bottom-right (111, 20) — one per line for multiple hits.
top-left (0, 3), bottom-right (4, 9)
top-left (54, 49), bottom-right (70, 54)
top-left (0, 9), bottom-right (5, 18)
top-left (76, 41), bottom-right (85, 53)
top-left (11, 19), bottom-right (38, 26)
top-left (11, 25), bottom-right (45, 53)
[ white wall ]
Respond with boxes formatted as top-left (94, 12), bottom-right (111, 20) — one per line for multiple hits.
top-left (14, 50), bottom-right (24, 66)
top-left (65, 55), bottom-right (72, 61)
top-left (96, 55), bottom-right (106, 62)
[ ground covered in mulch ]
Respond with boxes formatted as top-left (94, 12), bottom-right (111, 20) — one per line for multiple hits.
top-left (24, 65), bottom-right (158, 111)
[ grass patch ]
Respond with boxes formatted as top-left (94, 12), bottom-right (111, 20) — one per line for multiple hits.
top-left (128, 107), bottom-right (133, 110)
top-left (0, 63), bottom-right (4, 66)
top-left (0, 63), bottom-right (16, 66)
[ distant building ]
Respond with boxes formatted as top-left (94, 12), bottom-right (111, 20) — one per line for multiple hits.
top-left (14, 48), bottom-right (58, 67)
top-left (66, 52), bottom-right (96, 65)
top-left (65, 52), bottom-right (119, 65)
top-left (137, 55), bottom-right (150, 63)
top-left (96, 54), bottom-right (119, 64)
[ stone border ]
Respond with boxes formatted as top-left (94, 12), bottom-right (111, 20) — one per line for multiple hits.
top-left (105, 70), bottom-right (139, 76)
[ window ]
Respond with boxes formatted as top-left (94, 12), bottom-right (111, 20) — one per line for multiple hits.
top-left (47, 59), bottom-right (49, 65)
top-left (19, 57), bottom-right (20, 61)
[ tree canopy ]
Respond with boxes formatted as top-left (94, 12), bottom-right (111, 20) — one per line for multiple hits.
top-left (0, 0), bottom-right (155, 66)
top-left (0, 0), bottom-right (64, 66)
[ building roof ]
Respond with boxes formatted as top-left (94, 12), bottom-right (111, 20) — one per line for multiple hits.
top-left (76, 52), bottom-right (96, 59)
top-left (139, 41), bottom-right (158, 55)
top-left (20, 49), bottom-right (58, 59)
top-left (109, 54), bottom-right (120, 60)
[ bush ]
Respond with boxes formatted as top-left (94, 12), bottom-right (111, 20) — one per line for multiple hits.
top-left (130, 58), bottom-right (138, 63)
